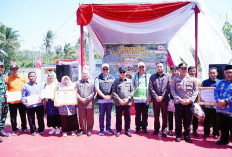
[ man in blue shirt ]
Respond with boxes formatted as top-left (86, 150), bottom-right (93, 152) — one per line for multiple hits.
top-left (22, 72), bottom-right (44, 136)
top-left (214, 64), bottom-right (232, 145)
top-left (202, 67), bottom-right (220, 139)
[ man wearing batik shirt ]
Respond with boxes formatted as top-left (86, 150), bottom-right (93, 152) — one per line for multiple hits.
top-left (214, 64), bottom-right (232, 145)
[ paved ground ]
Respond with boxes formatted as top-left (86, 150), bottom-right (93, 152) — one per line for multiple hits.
top-left (0, 113), bottom-right (232, 157)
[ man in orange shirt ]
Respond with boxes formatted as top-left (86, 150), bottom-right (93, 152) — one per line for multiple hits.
top-left (6, 65), bottom-right (28, 135)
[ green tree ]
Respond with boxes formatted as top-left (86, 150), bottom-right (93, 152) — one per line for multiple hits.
top-left (63, 43), bottom-right (77, 59)
top-left (0, 24), bottom-right (20, 70)
top-left (43, 30), bottom-right (55, 53)
top-left (222, 21), bottom-right (232, 48)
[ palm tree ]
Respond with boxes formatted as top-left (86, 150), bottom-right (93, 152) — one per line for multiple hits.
top-left (43, 30), bottom-right (55, 53)
top-left (63, 43), bottom-right (76, 59)
top-left (0, 24), bottom-right (20, 69)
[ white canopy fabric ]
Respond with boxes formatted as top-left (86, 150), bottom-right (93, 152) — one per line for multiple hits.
top-left (80, 0), bottom-right (232, 80)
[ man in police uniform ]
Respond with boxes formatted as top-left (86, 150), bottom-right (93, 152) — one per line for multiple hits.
top-left (95, 63), bottom-right (115, 136)
top-left (112, 66), bottom-right (134, 137)
top-left (214, 64), bottom-right (232, 145)
top-left (0, 61), bottom-right (9, 142)
top-left (170, 63), bottom-right (198, 143)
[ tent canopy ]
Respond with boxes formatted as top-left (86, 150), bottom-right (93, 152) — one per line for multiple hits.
top-left (76, 0), bottom-right (232, 80)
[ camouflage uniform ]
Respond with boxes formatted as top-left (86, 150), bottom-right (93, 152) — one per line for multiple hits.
top-left (0, 73), bottom-right (8, 129)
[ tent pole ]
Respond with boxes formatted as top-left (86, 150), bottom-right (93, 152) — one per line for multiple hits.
top-left (80, 25), bottom-right (84, 72)
top-left (194, 6), bottom-right (200, 77)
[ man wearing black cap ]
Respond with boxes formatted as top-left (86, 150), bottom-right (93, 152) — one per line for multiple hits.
top-left (214, 64), bottom-right (232, 145)
top-left (112, 66), bottom-right (134, 137)
top-left (6, 64), bottom-right (28, 135)
top-left (167, 65), bottom-right (178, 136)
top-left (0, 62), bottom-right (8, 142)
top-left (170, 63), bottom-right (198, 143)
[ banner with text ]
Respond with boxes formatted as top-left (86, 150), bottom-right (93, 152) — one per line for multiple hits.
top-left (102, 44), bottom-right (168, 77)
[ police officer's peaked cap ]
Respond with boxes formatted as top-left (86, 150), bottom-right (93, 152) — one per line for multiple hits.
top-left (118, 66), bottom-right (127, 72)
top-left (178, 63), bottom-right (187, 68)
top-left (0, 61), bottom-right (4, 66)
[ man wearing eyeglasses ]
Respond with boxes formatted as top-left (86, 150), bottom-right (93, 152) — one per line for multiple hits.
top-left (112, 66), bottom-right (134, 137)
top-left (170, 63), bottom-right (198, 143)
top-left (149, 61), bottom-right (170, 137)
top-left (132, 62), bottom-right (151, 134)
top-left (214, 64), bottom-right (232, 145)
top-left (95, 63), bottom-right (115, 136)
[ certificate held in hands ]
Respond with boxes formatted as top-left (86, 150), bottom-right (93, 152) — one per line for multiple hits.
top-left (6, 91), bottom-right (22, 103)
top-left (54, 89), bottom-right (78, 107)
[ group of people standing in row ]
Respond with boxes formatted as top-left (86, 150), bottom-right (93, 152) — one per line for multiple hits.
top-left (0, 61), bottom-right (231, 146)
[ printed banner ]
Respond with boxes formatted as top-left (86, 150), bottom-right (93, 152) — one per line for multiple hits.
top-left (102, 44), bottom-right (168, 77)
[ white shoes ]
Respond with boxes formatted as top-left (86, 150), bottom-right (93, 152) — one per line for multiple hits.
top-left (71, 131), bottom-right (76, 136)
top-left (55, 128), bottom-right (61, 135)
top-left (62, 132), bottom-right (67, 137)
top-left (49, 128), bottom-right (56, 135)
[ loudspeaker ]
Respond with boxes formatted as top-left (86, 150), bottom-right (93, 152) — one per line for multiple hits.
top-left (56, 65), bottom-right (71, 82)
top-left (209, 64), bottom-right (226, 80)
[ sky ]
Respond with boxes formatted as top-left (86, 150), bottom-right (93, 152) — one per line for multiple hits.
top-left (0, 0), bottom-right (232, 51)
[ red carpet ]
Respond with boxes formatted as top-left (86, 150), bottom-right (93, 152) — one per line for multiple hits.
top-left (0, 115), bottom-right (231, 156)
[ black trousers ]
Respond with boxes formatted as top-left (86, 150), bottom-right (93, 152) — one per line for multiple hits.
top-left (217, 113), bottom-right (232, 143)
top-left (27, 105), bottom-right (45, 133)
top-left (153, 100), bottom-right (168, 132)
top-left (192, 116), bottom-right (198, 131)
top-left (175, 103), bottom-right (194, 137)
top-left (203, 107), bottom-right (219, 136)
top-left (168, 111), bottom-right (174, 131)
top-left (9, 103), bottom-right (27, 131)
top-left (135, 103), bottom-right (149, 131)
top-left (116, 105), bottom-right (131, 132)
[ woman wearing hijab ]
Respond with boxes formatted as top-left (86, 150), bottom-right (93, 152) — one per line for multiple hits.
top-left (43, 71), bottom-right (61, 135)
top-left (57, 76), bottom-right (79, 137)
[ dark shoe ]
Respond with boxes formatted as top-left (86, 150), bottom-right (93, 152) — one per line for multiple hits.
top-left (135, 130), bottom-right (140, 134)
top-left (31, 132), bottom-right (37, 136)
top-left (175, 137), bottom-right (181, 142)
top-left (0, 129), bottom-right (9, 137)
top-left (87, 131), bottom-right (92, 136)
top-left (125, 131), bottom-right (132, 137)
top-left (213, 135), bottom-right (219, 139)
top-left (162, 132), bottom-right (167, 137)
top-left (168, 130), bottom-right (173, 136)
top-left (142, 129), bottom-right (149, 134)
top-left (39, 132), bottom-right (44, 135)
top-left (12, 130), bottom-right (18, 136)
top-left (77, 131), bottom-right (84, 136)
top-left (153, 130), bottom-right (159, 135)
top-left (0, 137), bottom-right (2, 142)
top-left (116, 132), bottom-right (121, 137)
top-left (184, 136), bottom-right (193, 143)
top-left (216, 140), bottom-right (229, 145)
top-left (203, 134), bottom-right (209, 138)
top-left (22, 129), bottom-right (29, 134)
top-left (193, 131), bottom-right (199, 137)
